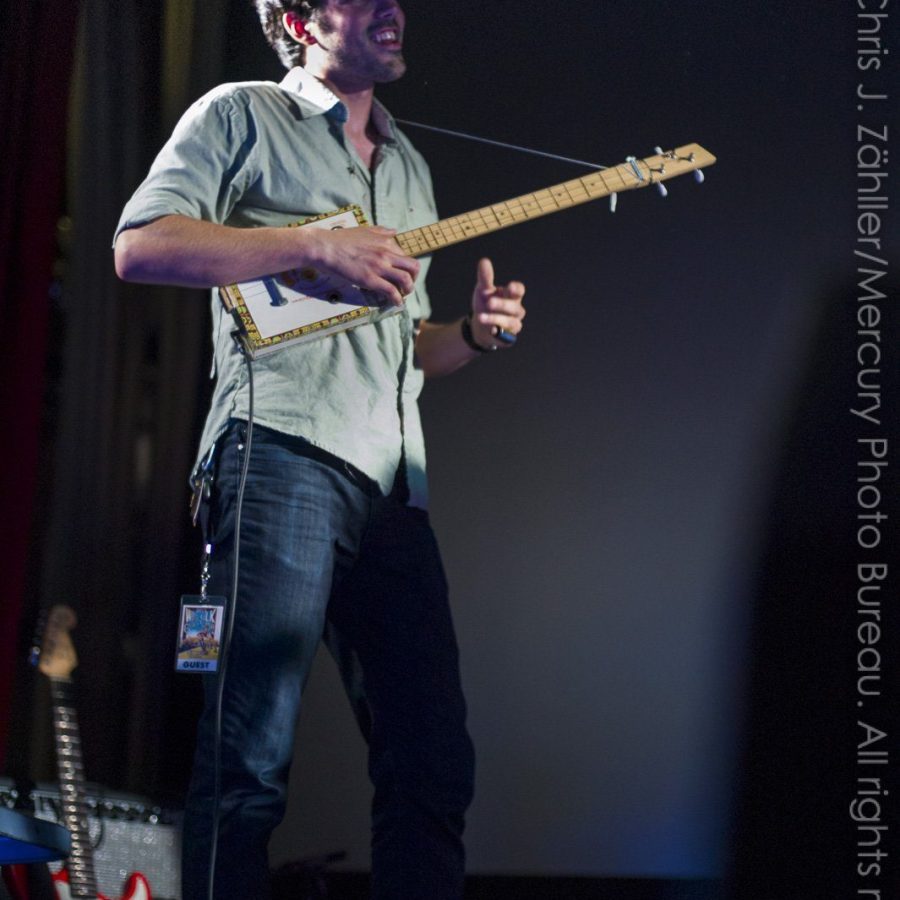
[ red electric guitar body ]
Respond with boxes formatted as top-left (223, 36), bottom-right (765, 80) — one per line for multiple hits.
top-left (48, 867), bottom-right (151, 900)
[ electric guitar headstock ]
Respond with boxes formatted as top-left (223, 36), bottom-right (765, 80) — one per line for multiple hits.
top-left (32, 605), bottom-right (79, 682)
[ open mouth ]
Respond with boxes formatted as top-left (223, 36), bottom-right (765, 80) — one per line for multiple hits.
top-left (370, 25), bottom-right (402, 50)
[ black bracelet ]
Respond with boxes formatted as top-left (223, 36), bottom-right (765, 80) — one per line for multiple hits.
top-left (461, 315), bottom-right (493, 353)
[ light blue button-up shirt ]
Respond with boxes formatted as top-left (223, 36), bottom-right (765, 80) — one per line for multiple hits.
top-left (115, 67), bottom-right (438, 507)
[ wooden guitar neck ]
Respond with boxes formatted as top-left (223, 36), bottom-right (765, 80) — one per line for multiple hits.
top-left (394, 142), bottom-right (716, 257)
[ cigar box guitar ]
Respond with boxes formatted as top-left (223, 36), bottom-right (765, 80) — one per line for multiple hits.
top-left (219, 142), bottom-right (716, 358)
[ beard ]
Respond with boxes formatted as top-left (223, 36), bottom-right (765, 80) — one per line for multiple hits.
top-left (314, 13), bottom-right (407, 85)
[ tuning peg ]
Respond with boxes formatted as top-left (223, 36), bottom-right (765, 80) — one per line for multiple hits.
top-left (654, 146), bottom-right (664, 155)
top-left (694, 170), bottom-right (705, 183)
top-left (609, 192), bottom-right (618, 213)
top-left (656, 183), bottom-right (668, 198)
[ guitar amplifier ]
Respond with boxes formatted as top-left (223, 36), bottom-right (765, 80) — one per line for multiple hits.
top-left (0, 780), bottom-right (181, 900)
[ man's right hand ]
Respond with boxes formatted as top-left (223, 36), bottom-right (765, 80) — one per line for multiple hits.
top-left (115, 215), bottom-right (419, 306)
top-left (304, 225), bottom-right (419, 307)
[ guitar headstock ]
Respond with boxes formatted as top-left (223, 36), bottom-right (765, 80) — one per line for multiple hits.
top-left (605, 143), bottom-right (716, 209)
top-left (32, 605), bottom-right (79, 680)
top-left (638, 143), bottom-right (717, 184)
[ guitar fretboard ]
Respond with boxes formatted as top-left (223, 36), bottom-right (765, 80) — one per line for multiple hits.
top-left (51, 677), bottom-right (99, 899)
top-left (395, 156), bottom-right (648, 257)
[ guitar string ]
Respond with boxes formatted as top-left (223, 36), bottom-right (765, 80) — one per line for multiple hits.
top-left (395, 119), bottom-right (621, 218)
top-left (394, 119), bottom-right (609, 171)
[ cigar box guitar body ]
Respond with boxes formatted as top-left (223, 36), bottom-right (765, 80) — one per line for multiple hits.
top-left (219, 205), bottom-right (389, 355)
top-left (219, 143), bottom-right (716, 358)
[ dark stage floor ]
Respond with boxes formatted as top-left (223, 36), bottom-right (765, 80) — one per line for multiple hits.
top-left (272, 873), bottom-right (723, 900)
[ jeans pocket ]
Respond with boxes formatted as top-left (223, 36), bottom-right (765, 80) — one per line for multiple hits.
top-left (232, 419), bottom-right (249, 490)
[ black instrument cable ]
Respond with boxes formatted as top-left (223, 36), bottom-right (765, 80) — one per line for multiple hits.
top-left (207, 328), bottom-right (254, 900)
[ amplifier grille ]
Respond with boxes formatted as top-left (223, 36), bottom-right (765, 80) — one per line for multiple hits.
top-left (2, 781), bottom-right (181, 900)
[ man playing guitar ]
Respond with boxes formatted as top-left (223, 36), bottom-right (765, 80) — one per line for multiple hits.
top-left (114, 1), bottom-right (526, 897)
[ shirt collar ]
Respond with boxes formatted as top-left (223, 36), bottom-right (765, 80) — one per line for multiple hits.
top-left (280, 66), bottom-right (348, 123)
top-left (370, 99), bottom-right (399, 145)
top-left (279, 66), bottom-right (399, 144)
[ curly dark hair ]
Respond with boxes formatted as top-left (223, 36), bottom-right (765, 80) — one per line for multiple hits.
top-left (252, 0), bottom-right (326, 68)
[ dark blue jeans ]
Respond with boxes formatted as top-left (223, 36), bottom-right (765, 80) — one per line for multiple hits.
top-left (182, 421), bottom-right (475, 899)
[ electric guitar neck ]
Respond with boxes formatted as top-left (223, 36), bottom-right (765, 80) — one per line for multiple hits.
top-left (4, 606), bottom-right (153, 900)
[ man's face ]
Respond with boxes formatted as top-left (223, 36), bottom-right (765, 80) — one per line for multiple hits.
top-left (308, 0), bottom-right (407, 87)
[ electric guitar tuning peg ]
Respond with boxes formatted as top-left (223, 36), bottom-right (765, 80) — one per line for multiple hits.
top-left (656, 183), bottom-right (668, 198)
top-left (694, 170), bottom-right (705, 183)
top-left (654, 146), bottom-right (664, 155)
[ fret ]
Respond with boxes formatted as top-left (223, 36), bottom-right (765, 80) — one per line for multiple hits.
top-left (538, 195), bottom-right (561, 213)
top-left (58, 776), bottom-right (86, 788)
top-left (481, 211), bottom-right (498, 229)
top-left (529, 191), bottom-right (555, 212)
top-left (428, 224), bottom-right (448, 245)
top-left (444, 218), bottom-right (467, 240)
top-left (428, 223), bottom-right (445, 245)
top-left (456, 217), bottom-right (479, 237)
top-left (458, 214), bottom-right (487, 235)
top-left (62, 804), bottom-right (91, 817)
top-left (493, 203), bottom-right (514, 225)
top-left (59, 782), bottom-right (87, 794)
top-left (57, 748), bottom-right (84, 760)
top-left (607, 165), bottom-right (634, 191)
top-left (395, 231), bottom-right (420, 254)
top-left (563, 181), bottom-right (587, 204)
top-left (520, 194), bottom-right (540, 217)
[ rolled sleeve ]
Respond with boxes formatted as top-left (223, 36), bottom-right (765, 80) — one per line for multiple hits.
top-left (113, 89), bottom-right (256, 245)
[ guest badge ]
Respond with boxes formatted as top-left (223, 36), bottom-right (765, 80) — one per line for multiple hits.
top-left (175, 595), bottom-right (226, 673)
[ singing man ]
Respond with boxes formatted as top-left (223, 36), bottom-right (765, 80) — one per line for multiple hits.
top-left (114, 1), bottom-right (526, 896)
